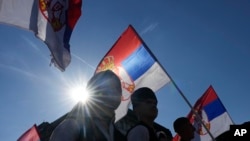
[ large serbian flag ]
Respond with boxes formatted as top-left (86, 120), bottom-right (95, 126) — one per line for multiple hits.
top-left (0, 0), bottom-right (82, 71)
top-left (17, 124), bottom-right (40, 141)
top-left (95, 25), bottom-right (171, 121)
top-left (173, 85), bottom-right (234, 141)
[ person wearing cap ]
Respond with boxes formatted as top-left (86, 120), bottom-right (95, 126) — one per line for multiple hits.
top-left (126, 87), bottom-right (159, 141)
top-left (49, 70), bottom-right (126, 141)
top-left (173, 117), bottom-right (196, 141)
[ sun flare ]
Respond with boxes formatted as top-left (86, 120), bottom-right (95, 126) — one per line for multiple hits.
top-left (70, 85), bottom-right (89, 103)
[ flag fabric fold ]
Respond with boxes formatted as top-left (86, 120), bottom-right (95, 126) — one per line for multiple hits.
top-left (0, 0), bottom-right (82, 71)
top-left (173, 85), bottom-right (234, 141)
top-left (95, 25), bottom-right (171, 121)
top-left (17, 124), bottom-right (40, 141)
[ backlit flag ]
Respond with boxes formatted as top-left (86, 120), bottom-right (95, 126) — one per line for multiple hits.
top-left (95, 25), bottom-right (171, 121)
top-left (17, 124), bottom-right (40, 141)
top-left (173, 85), bottom-right (234, 141)
top-left (0, 0), bottom-right (82, 71)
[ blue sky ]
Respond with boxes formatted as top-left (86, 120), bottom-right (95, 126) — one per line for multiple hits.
top-left (1, 0), bottom-right (250, 140)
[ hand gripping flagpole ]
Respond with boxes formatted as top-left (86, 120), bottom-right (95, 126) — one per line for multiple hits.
top-left (129, 25), bottom-right (216, 141)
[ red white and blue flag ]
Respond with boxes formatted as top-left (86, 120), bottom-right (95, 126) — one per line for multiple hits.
top-left (96, 25), bottom-right (170, 121)
top-left (17, 124), bottom-right (40, 141)
top-left (0, 0), bottom-right (82, 71)
top-left (173, 85), bottom-right (234, 141)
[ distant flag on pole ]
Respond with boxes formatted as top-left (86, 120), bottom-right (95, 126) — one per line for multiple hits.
top-left (95, 25), bottom-right (171, 121)
top-left (17, 124), bottom-right (40, 141)
top-left (173, 85), bottom-right (234, 141)
top-left (0, 0), bottom-right (82, 71)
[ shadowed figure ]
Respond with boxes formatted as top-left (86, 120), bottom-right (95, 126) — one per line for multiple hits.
top-left (126, 87), bottom-right (172, 141)
top-left (49, 70), bottom-right (125, 141)
top-left (173, 117), bottom-right (196, 141)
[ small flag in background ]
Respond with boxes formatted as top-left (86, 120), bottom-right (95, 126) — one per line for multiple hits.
top-left (95, 25), bottom-right (171, 121)
top-left (17, 124), bottom-right (40, 141)
top-left (173, 85), bottom-right (234, 141)
top-left (0, 0), bottom-right (82, 71)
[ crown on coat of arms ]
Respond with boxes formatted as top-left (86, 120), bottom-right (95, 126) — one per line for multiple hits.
top-left (96, 56), bottom-right (116, 73)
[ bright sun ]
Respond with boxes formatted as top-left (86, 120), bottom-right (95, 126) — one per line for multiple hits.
top-left (70, 85), bottom-right (89, 103)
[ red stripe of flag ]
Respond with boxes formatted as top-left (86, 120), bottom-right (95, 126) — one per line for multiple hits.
top-left (100, 25), bottom-right (142, 67)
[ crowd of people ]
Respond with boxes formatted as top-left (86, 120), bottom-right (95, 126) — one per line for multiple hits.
top-left (49, 70), bottom-right (196, 141)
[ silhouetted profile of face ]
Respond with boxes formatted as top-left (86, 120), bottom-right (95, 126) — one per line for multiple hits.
top-left (174, 117), bottom-right (196, 141)
top-left (86, 70), bottom-right (122, 118)
top-left (131, 87), bottom-right (158, 121)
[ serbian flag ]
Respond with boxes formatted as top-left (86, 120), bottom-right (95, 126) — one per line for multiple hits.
top-left (0, 0), bottom-right (82, 71)
top-left (95, 25), bottom-right (171, 121)
top-left (173, 85), bottom-right (234, 141)
top-left (17, 124), bottom-right (40, 141)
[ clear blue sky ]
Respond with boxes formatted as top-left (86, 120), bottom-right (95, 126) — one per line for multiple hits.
top-left (1, 0), bottom-right (250, 140)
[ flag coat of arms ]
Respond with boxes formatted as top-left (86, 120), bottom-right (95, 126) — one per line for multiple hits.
top-left (0, 0), bottom-right (82, 71)
top-left (173, 85), bottom-right (234, 141)
top-left (96, 25), bottom-right (170, 121)
top-left (17, 124), bottom-right (40, 141)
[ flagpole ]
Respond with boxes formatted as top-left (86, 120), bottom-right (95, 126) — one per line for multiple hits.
top-left (168, 82), bottom-right (216, 141)
top-left (152, 56), bottom-right (217, 141)
top-left (129, 25), bottom-right (216, 141)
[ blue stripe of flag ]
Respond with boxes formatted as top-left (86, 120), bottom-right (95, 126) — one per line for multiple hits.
top-left (121, 45), bottom-right (155, 81)
top-left (203, 99), bottom-right (226, 121)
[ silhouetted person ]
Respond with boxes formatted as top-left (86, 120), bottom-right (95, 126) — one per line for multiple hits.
top-left (127, 87), bottom-right (161, 141)
top-left (49, 70), bottom-right (125, 141)
top-left (173, 117), bottom-right (195, 141)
